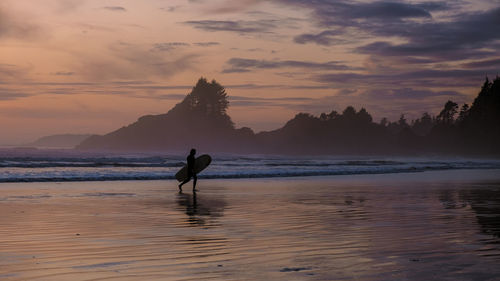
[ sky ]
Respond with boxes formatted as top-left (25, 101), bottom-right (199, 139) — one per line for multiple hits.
top-left (0, 0), bottom-right (499, 144)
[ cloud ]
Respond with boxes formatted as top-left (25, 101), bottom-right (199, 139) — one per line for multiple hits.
top-left (193, 42), bottom-right (220, 47)
top-left (351, 1), bottom-right (432, 19)
top-left (126, 85), bottom-right (192, 90)
top-left (280, 2), bottom-right (500, 95)
top-left (461, 58), bottom-right (500, 69)
top-left (183, 0), bottom-right (266, 14)
top-left (355, 41), bottom-right (498, 63)
top-left (354, 11), bottom-right (500, 61)
top-left (0, 88), bottom-right (30, 100)
top-left (229, 95), bottom-right (314, 107)
top-left (151, 42), bottom-right (190, 52)
top-left (0, 80), bottom-right (330, 102)
top-left (0, 104), bottom-right (126, 120)
top-left (414, 1), bottom-right (453, 12)
top-left (282, 0), bottom-right (433, 28)
top-left (206, 0), bottom-right (265, 14)
top-left (0, 6), bottom-right (40, 39)
top-left (286, 0), bottom-right (500, 64)
top-left (222, 57), bottom-right (353, 73)
top-left (294, 30), bottom-right (346, 46)
top-left (0, 63), bottom-right (23, 77)
top-left (3, 80), bottom-right (334, 101)
top-left (226, 83), bottom-right (282, 89)
top-left (128, 93), bottom-right (187, 100)
top-left (70, 42), bottom-right (201, 81)
top-left (225, 83), bottom-right (333, 90)
top-left (315, 69), bottom-right (495, 88)
top-left (150, 42), bottom-right (220, 51)
top-left (316, 1), bottom-right (432, 22)
top-left (162, 6), bottom-right (180, 12)
top-left (103, 6), bottom-right (127, 12)
top-left (52, 71), bottom-right (75, 76)
top-left (54, 0), bottom-right (87, 13)
top-left (183, 20), bottom-right (278, 34)
top-left (360, 88), bottom-right (467, 100)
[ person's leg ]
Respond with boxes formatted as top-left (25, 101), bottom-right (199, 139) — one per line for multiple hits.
top-left (192, 174), bottom-right (197, 191)
top-left (179, 177), bottom-right (190, 191)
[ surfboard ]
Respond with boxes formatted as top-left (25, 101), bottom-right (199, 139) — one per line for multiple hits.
top-left (175, 154), bottom-right (212, 182)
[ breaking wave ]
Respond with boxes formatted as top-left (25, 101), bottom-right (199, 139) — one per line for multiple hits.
top-left (1, 151), bottom-right (499, 182)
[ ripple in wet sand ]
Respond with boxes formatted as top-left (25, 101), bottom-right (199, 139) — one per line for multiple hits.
top-left (1, 170), bottom-right (500, 280)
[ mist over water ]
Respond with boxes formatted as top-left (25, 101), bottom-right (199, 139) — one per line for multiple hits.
top-left (1, 149), bottom-right (500, 182)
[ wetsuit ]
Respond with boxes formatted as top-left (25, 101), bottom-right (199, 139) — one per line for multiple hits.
top-left (179, 153), bottom-right (197, 191)
top-left (187, 154), bottom-right (195, 178)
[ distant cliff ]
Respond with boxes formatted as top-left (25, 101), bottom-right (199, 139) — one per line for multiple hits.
top-left (77, 76), bottom-right (500, 156)
top-left (29, 134), bottom-right (92, 148)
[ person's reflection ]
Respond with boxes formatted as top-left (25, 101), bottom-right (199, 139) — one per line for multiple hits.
top-left (176, 191), bottom-right (225, 226)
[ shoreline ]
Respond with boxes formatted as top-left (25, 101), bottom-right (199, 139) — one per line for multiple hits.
top-left (1, 168), bottom-right (499, 186)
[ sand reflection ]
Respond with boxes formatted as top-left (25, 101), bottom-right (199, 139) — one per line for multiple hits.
top-left (2, 172), bottom-right (500, 280)
top-left (438, 185), bottom-right (500, 240)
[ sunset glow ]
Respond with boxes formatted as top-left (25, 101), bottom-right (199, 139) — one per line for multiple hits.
top-left (1, 0), bottom-right (499, 144)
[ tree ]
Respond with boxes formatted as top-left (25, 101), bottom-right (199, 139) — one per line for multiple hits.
top-left (437, 100), bottom-right (458, 125)
top-left (327, 110), bottom-right (340, 120)
top-left (380, 117), bottom-right (388, 127)
top-left (342, 106), bottom-right (357, 121)
top-left (457, 103), bottom-right (470, 124)
top-left (398, 114), bottom-right (409, 128)
top-left (462, 76), bottom-right (500, 151)
top-left (411, 112), bottom-right (434, 136)
top-left (183, 78), bottom-right (229, 115)
top-left (320, 110), bottom-right (339, 121)
top-left (179, 77), bottom-right (233, 129)
top-left (357, 108), bottom-right (373, 124)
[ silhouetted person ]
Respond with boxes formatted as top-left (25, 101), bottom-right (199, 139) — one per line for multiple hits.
top-left (179, 148), bottom-right (197, 192)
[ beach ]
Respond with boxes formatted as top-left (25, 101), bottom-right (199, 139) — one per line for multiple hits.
top-left (1, 169), bottom-right (500, 280)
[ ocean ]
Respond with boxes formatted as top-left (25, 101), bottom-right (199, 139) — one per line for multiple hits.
top-left (1, 149), bottom-right (499, 183)
top-left (2, 149), bottom-right (500, 280)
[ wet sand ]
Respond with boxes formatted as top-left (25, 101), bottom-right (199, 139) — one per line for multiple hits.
top-left (1, 169), bottom-right (500, 280)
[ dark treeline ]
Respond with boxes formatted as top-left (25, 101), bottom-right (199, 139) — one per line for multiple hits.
top-left (78, 77), bottom-right (500, 156)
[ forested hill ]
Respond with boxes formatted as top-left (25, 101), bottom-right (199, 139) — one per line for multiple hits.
top-left (77, 78), bottom-right (252, 152)
top-left (77, 77), bottom-right (500, 156)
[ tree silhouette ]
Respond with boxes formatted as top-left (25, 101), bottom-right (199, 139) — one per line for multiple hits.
top-left (411, 112), bottom-right (434, 136)
top-left (356, 108), bottom-right (373, 124)
top-left (398, 114), bottom-right (409, 128)
top-left (77, 76), bottom-right (500, 155)
top-left (342, 106), bottom-right (356, 119)
top-left (177, 77), bottom-right (234, 130)
top-left (460, 76), bottom-right (500, 153)
top-left (379, 117), bottom-right (388, 127)
top-left (457, 103), bottom-right (470, 124)
top-left (182, 78), bottom-right (230, 116)
top-left (437, 100), bottom-right (458, 125)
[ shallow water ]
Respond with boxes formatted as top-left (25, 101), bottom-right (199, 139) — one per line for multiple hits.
top-left (2, 149), bottom-right (500, 182)
top-left (1, 170), bottom-right (500, 280)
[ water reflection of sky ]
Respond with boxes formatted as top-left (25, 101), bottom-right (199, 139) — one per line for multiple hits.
top-left (440, 184), bottom-right (500, 241)
top-left (2, 174), bottom-right (500, 280)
